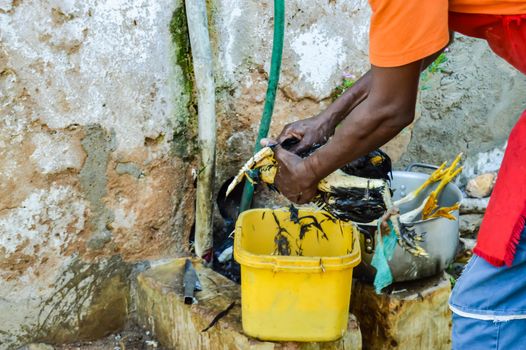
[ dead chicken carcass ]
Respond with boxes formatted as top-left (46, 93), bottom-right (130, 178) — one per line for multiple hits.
top-left (226, 146), bottom-right (429, 257)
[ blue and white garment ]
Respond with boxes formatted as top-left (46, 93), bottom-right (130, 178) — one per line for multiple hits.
top-left (449, 228), bottom-right (526, 349)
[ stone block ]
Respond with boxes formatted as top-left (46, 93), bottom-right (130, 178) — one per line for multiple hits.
top-left (459, 214), bottom-right (483, 238)
top-left (459, 198), bottom-right (489, 215)
top-left (136, 258), bottom-right (362, 350)
top-left (466, 173), bottom-right (496, 198)
top-left (350, 274), bottom-right (451, 350)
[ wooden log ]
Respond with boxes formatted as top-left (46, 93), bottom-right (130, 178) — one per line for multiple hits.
top-left (350, 274), bottom-right (451, 350)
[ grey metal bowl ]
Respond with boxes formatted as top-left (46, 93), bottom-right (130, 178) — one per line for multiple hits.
top-left (360, 166), bottom-right (463, 282)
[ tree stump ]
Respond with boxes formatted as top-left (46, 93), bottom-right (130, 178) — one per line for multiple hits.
top-left (350, 273), bottom-right (452, 350)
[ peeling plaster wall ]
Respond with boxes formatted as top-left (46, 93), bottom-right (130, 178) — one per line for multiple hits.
top-left (0, 0), bottom-right (195, 347)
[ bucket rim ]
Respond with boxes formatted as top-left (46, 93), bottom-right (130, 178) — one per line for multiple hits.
top-left (234, 208), bottom-right (361, 272)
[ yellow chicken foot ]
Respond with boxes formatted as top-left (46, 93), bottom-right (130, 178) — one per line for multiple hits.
top-left (422, 153), bottom-right (463, 220)
top-left (427, 203), bottom-right (461, 220)
top-left (394, 161), bottom-right (448, 206)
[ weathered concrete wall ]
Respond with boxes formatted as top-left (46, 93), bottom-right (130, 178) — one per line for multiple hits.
top-left (401, 35), bottom-right (526, 171)
top-left (0, 0), bottom-right (195, 347)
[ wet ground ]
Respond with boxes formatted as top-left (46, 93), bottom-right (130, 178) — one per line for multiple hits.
top-left (56, 323), bottom-right (163, 350)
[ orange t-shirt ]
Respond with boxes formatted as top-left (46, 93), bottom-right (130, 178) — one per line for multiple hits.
top-left (369, 0), bottom-right (526, 67)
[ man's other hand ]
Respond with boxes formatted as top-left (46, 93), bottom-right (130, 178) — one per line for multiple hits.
top-left (276, 115), bottom-right (332, 155)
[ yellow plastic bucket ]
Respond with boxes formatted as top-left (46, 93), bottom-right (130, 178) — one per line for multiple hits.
top-left (234, 207), bottom-right (361, 342)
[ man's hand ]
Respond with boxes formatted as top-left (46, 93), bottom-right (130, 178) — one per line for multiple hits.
top-left (261, 139), bottom-right (319, 204)
top-left (277, 115), bottom-right (332, 154)
top-left (277, 71), bottom-right (373, 155)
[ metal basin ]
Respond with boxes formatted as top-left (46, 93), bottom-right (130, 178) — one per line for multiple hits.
top-left (359, 167), bottom-right (463, 282)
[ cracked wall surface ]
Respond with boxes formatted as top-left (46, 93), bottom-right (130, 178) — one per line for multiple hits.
top-left (0, 0), bottom-right (195, 347)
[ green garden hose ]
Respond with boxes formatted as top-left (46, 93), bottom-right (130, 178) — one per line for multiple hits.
top-left (239, 0), bottom-right (285, 213)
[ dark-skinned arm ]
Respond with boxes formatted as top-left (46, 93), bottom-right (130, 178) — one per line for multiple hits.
top-left (309, 45), bottom-right (453, 176)
top-left (307, 61), bottom-right (421, 179)
top-left (276, 71), bottom-right (372, 154)
top-left (270, 49), bottom-right (451, 203)
top-left (277, 38), bottom-right (452, 155)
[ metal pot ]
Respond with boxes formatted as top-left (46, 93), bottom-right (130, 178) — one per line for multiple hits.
top-left (359, 163), bottom-right (463, 282)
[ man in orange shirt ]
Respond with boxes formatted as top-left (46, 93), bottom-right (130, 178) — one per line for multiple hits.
top-left (264, 1), bottom-right (526, 348)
